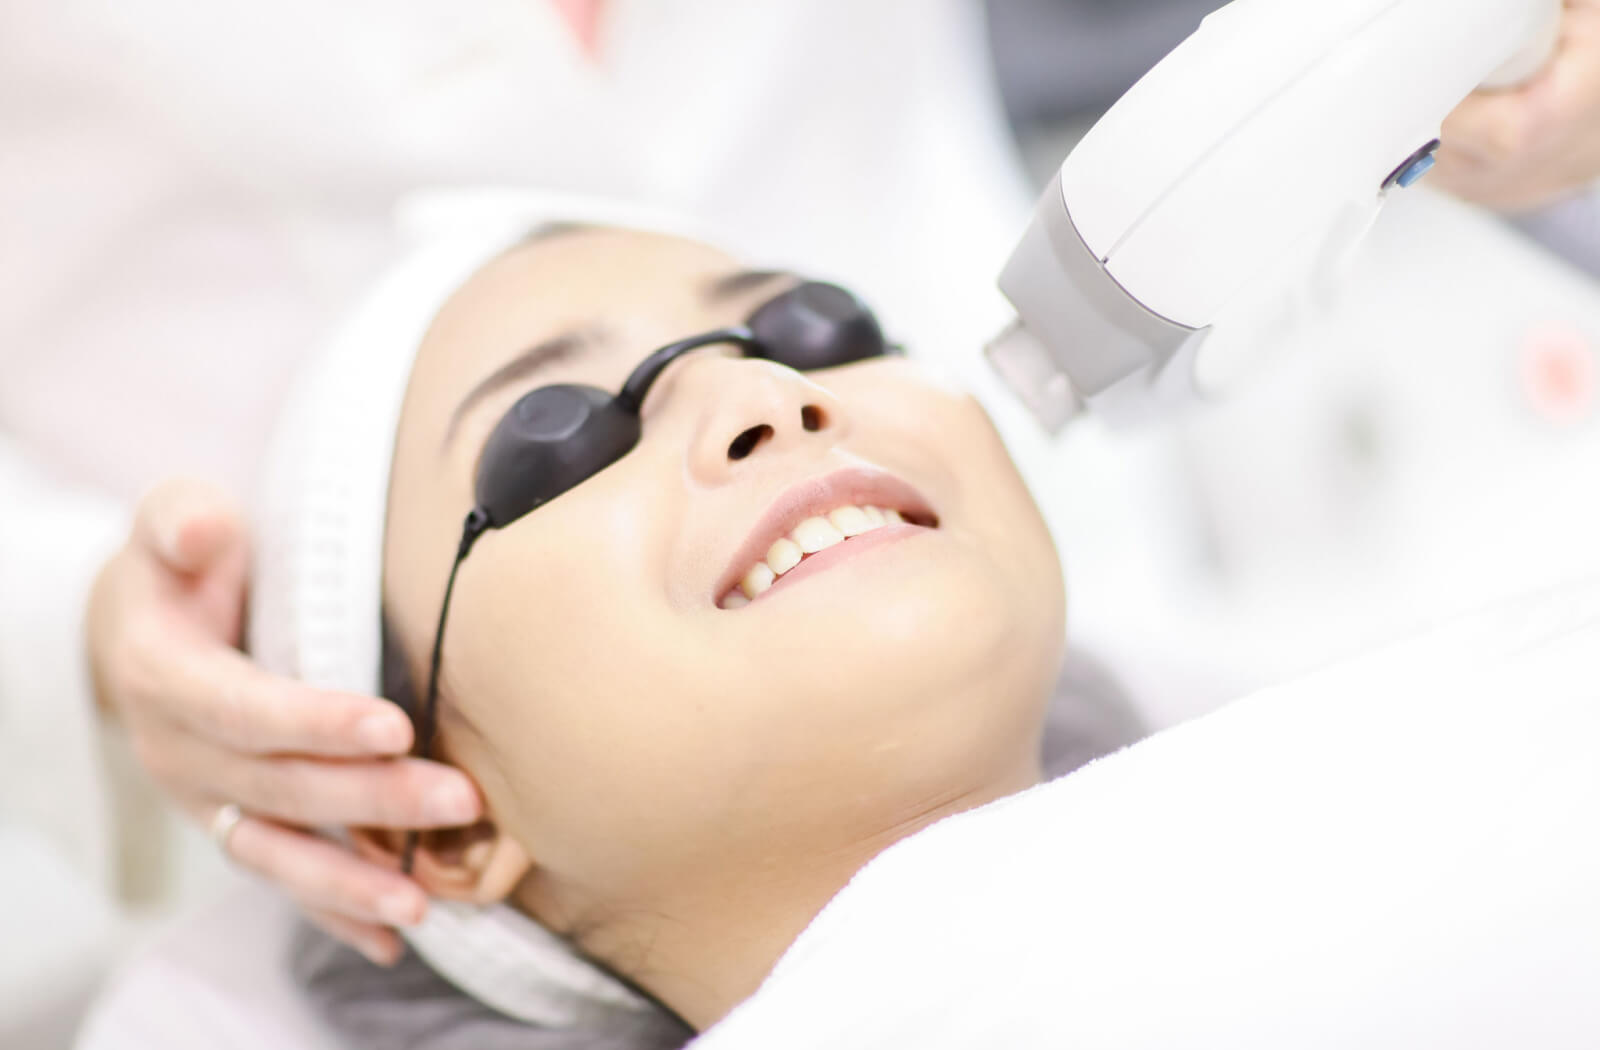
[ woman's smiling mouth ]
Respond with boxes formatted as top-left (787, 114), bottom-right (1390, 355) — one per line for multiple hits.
top-left (714, 468), bottom-right (939, 609)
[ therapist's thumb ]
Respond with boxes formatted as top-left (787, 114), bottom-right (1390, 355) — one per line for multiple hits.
top-left (1441, 90), bottom-right (1531, 165)
top-left (134, 479), bottom-right (246, 577)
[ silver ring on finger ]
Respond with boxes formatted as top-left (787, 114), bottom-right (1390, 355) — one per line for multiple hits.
top-left (209, 802), bottom-right (246, 856)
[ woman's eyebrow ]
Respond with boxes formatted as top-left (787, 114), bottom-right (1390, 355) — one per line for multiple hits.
top-left (704, 268), bottom-right (794, 303)
top-left (441, 270), bottom-right (793, 450)
top-left (442, 328), bottom-right (602, 450)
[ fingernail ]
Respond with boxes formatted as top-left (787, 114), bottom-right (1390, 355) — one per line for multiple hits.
top-left (356, 712), bottom-right (411, 753)
top-left (377, 891), bottom-right (424, 927)
top-left (424, 780), bottom-right (479, 825)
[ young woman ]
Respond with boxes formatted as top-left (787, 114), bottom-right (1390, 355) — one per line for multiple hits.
top-left (238, 204), bottom-right (1599, 1050)
top-left (242, 205), bottom-right (1089, 1046)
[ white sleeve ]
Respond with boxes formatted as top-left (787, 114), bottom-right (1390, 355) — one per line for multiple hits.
top-left (73, 882), bottom-right (344, 1050)
top-left (0, 436), bottom-right (129, 893)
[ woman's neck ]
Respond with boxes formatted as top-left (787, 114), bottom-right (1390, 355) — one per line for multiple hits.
top-left (516, 755), bottom-right (1042, 1031)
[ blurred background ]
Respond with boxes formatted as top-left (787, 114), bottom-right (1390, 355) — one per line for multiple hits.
top-left (5, 0), bottom-right (1600, 1045)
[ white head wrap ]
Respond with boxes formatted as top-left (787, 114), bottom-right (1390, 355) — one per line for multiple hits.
top-left (249, 189), bottom-right (725, 1027)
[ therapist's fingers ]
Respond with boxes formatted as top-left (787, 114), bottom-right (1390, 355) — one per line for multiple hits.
top-left (1433, 1), bottom-right (1600, 211)
top-left (1434, 80), bottom-right (1560, 210)
top-left (153, 637), bottom-right (417, 758)
top-left (302, 906), bottom-right (404, 969)
top-left (132, 481), bottom-right (417, 759)
top-left (97, 479), bottom-right (417, 758)
top-left (163, 736), bottom-right (482, 829)
top-left (1440, 90), bottom-right (1534, 166)
top-left (131, 480), bottom-right (252, 649)
top-left (132, 478), bottom-right (243, 576)
top-left (221, 813), bottom-right (428, 937)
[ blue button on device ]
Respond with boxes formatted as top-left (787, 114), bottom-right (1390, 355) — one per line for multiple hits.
top-left (1395, 152), bottom-right (1437, 188)
top-left (1384, 139), bottom-right (1443, 191)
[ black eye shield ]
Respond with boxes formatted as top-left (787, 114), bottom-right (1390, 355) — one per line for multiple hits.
top-left (402, 280), bottom-right (896, 871)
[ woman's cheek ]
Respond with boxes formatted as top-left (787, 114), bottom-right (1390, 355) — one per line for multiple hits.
top-left (826, 365), bottom-right (948, 440)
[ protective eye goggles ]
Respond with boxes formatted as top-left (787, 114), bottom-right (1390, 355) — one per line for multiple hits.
top-left (470, 280), bottom-right (893, 540)
top-left (403, 280), bottom-right (895, 871)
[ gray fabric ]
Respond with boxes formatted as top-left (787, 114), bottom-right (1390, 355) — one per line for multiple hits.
top-left (986, 0), bottom-right (1227, 128)
top-left (289, 925), bottom-right (694, 1050)
top-left (288, 652), bottom-right (1147, 1049)
top-left (1040, 648), bottom-right (1149, 779)
top-left (1510, 191), bottom-right (1600, 280)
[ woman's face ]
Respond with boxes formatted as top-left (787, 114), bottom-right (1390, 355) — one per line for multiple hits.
top-left (384, 227), bottom-right (1065, 914)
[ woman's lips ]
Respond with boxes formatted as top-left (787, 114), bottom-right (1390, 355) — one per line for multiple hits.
top-left (713, 467), bottom-right (940, 608)
top-left (753, 521), bottom-right (929, 603)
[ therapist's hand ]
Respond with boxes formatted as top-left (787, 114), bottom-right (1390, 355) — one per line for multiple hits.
top-left (1434, 0), bottom-right (1600, 212)
top-left (87, 479), bottom-right (483, 966)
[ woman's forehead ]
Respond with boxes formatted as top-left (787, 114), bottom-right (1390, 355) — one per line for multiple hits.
top-left (442, 227), bottom-right (738, 337)
top-left (420, 231), bottom-right (689, 367)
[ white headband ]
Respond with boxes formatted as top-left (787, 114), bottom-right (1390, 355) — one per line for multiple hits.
top-left (249, 189), bottom-right (724, 1027)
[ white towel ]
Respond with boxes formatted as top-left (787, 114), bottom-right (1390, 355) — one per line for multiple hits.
top-left (693, 580), bottom-right (1600, 1049)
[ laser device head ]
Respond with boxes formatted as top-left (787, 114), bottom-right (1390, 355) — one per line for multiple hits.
top-left (989, 0), bottom-right (1562, 434)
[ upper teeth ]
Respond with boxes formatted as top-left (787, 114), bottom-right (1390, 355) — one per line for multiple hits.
top-left (723, 504), bottom-right (907, 608)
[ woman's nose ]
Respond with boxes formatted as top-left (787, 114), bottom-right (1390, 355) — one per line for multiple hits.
top-left (662, 355), bottom-right (849, 484)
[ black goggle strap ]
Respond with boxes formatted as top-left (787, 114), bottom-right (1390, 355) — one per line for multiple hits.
top-left (618, 281), bottom-right (895, 412)
top-left (615, 327), bottom-right (757, 415)
top-left (401, 333), bottom-right (751, 872)
top-left (401, 507), bottom-right (491, 875)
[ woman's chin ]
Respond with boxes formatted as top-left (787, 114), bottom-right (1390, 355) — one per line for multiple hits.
top-left (738, 542), bottom-right (1051, 687)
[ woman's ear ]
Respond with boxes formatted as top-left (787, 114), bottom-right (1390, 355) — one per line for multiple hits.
top-left (351, 822), bottom-right (533, 904)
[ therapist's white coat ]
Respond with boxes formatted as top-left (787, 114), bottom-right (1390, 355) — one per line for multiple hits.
top-left (0, 0), bottom-right (1033, 1038)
